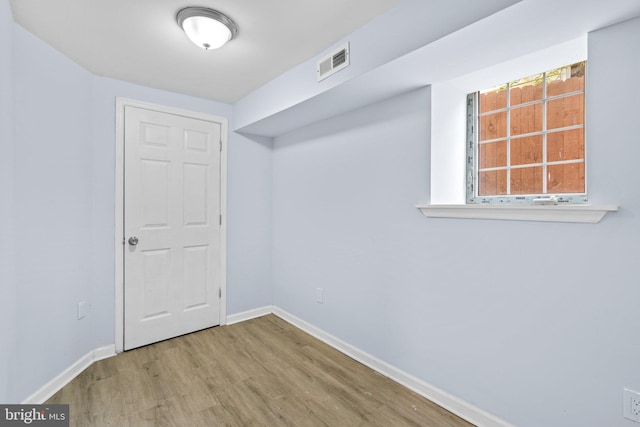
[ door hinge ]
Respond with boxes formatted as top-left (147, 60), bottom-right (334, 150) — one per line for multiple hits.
top-left (219, 288), bottom-right (222, 298)
top-left (219, 140), bottom-right (222, 152)
top-left (219, 214), bottom-right (222, 225)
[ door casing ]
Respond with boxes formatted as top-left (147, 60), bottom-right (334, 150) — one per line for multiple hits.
top-left (115, 97), bottom-right (228, 353)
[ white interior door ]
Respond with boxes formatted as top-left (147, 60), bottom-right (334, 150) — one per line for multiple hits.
top-left (123, 105), bottom-right (222, 350)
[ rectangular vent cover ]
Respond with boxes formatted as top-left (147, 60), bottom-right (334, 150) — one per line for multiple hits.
top-left (317, 42), bottom-right (350, 82)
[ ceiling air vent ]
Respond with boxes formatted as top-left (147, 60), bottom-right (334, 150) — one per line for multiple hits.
top-left (316, 42), bottom-right (350, 82)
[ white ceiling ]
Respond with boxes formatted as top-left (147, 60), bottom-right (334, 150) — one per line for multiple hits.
top-left (9, 0), bottom-right (404, 103)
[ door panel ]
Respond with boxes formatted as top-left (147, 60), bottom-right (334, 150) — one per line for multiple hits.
top-left (124, 105), bottom-right (221, 350)
top-left (183, 163), bottom-right (208, 226)
top-left (183, 245), bottom-right (209, 309)
top-left (141, 248), bottom-right (172, 319)
top-left (141, 159), bottom-right (170, 227)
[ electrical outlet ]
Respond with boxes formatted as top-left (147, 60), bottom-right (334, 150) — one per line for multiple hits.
top-left (624, 388), bottom-right (640, 422)
top-left (316, 288), bottom-right (323, 304)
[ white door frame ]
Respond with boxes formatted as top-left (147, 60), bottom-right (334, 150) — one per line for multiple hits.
top-left (115, 97), bottom-right (228, 353)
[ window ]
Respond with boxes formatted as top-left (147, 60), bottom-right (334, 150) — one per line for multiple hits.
top-left (466, 61), bottom-right (586, 204)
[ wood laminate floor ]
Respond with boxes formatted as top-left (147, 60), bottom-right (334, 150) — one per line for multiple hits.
top-left (47, 315), bottom-right (474, 426)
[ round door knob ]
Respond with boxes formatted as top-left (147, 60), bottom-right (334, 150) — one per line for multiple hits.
top-left (128, 236), bottom-right (139, 246)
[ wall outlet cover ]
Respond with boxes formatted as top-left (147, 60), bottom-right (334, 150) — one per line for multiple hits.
top-left (624, 388), bottom-right (640, 422)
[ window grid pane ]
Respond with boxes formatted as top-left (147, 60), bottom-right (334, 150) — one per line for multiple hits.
top-left (510, 102), bottom-right (543, 136)
top-left (547, 128), bottom-right (584, 162)
top-left (510, 135), bottom-right (543, 166)
top-left (479, 169), bottom-right (507, 196)
top-left (547, 162), bottom-right (585, 194)
top-left (479, 112), bottom-right (507, 141)
top-left (478, 140), bottom-right (507, 169)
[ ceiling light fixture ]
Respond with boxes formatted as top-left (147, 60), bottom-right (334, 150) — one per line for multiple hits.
top-left (176, 7), bottom-right (238, 50)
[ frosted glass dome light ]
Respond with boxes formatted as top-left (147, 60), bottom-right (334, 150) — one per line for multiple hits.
top-left (177, 7), bottom-right (238, 50)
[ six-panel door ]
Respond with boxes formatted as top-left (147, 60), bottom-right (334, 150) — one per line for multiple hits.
top-left (124, 106), bottom-right (221, 350)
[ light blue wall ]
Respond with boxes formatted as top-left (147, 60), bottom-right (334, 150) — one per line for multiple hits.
top-left (13, 24), bottom-right (96, 403)
top-left (0, 0), bottom-right (16, 404)
top-left (7, 21), bottom-right (272, 402)
top-left (226, 133), bottom-right (273, 314)
top-left (271, 18), bottom-right (640, 427)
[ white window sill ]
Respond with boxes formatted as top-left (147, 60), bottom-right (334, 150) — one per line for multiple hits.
top-left (415, 203), bottom-right (618, 223)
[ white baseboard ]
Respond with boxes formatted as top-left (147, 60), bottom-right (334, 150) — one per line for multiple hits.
top-left (271, 306), bottom-right (513, 427)
top-left (22, 344), bottom-right (116, 404)
top-left (226, 305), bottom-right (274, 325)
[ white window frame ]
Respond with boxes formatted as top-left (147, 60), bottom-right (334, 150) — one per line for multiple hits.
top-left (466, 65), bottom-right (587, 205)
top-left (419, 36), bottom-right (617, 223)
top-left (429, 37), bottom-right (588, 205)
